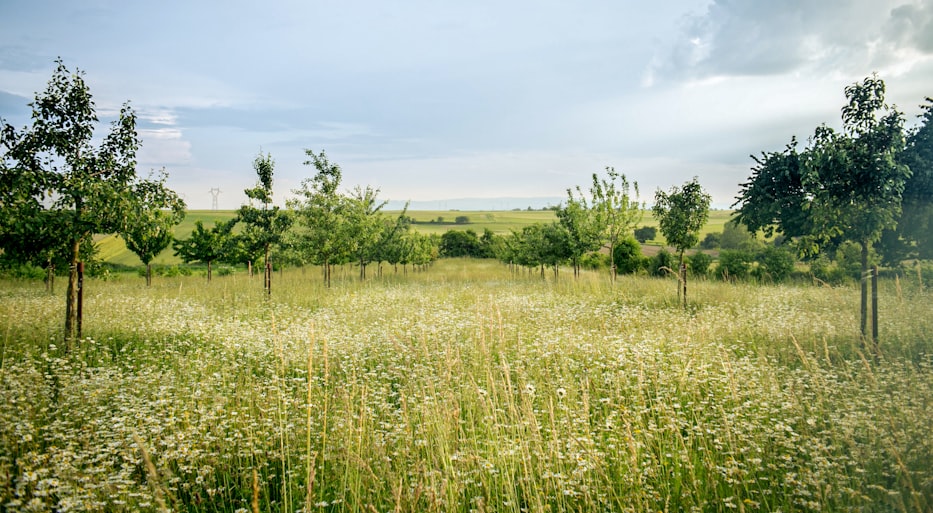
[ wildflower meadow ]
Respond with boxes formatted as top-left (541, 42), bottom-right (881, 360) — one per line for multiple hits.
top-left (1, 259), bottom-right (931, 512)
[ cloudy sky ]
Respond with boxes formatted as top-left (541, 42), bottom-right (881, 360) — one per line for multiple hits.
top-left (2, 1), bottom-right (932, 209)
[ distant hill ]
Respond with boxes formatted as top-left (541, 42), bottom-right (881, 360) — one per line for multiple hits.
top-left (95, 208), bottom-right (735, 267)
top-left (385, 197), bottom-right (564, 211)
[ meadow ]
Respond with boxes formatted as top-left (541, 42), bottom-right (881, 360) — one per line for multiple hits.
top-left (1, 260), bottom-right (931, 512)
top-left (94, 209), bottom-right (734, 267)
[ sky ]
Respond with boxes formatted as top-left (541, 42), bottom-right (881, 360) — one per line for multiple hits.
top-left (1, 0), bottom-right (932, 210)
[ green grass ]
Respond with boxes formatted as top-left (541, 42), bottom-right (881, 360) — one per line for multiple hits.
top-left (95, 209), bottom-right (736, 267)
top-left (1, 259), bottom-right (931, 512)
top-left (401, 209), bottom-right (559, 235)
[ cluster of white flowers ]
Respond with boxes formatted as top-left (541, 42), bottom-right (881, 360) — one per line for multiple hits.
top-left (0, 264), bottom-right (930, 511)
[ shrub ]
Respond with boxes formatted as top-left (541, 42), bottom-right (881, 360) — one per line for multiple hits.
top-left (580, 252), bottom-right (609, 270)
top-left (688, 252), bottom-right (713, 276)
top-left (650, 248), bottom-right (677, 277)
top-left (835, 241), bottom-right (878, 281)
top-left (809, 255), bottom-right (848, 285)
top-left (613, 237), bottom-right (644, 274)
top-left (440, 230), bottom-right (484, 258)
top-left (454, 215), bottom-right (470, 224)
top-left (720, 221), bottom-right (760, 250)
top-left (633, 226), bottom-right (657, 243)
top-left (718, 249), bottom-right (754, 279)
top-left (755, 246), bottom-right (795, 282)
top-left (0, 263), bottom-right (46, 280)
top-left (699, 232), bottom-right (721, 249)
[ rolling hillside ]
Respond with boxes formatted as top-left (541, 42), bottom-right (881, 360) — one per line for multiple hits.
top-left (96, 209), bottom-right (736, 267)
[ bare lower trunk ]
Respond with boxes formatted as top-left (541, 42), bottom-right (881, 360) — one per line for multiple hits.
top-left (146, 263), bottom-right (152, 287)
top-left (264, 245), bottom-right (271, 294)
top-left (860, 241), bottom-right (869, 338)
top-left (678, 251), bottom-right (685, 301)
top-left (65, 238), bottom-right (80, 342)
top-left (46, 261), bottom-right (55, 293)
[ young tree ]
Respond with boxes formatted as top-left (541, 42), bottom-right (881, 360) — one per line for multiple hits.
top-left (1, 60), bottom-right (182, 341)
top-left (653, 177), bottom-right (711, 267)
top-left (172, 219), bottom-right (236, 282)
top-left (289, 150), bottom-right (348, 287)
top-left (653, 177), bottom-right (711, 305)
top-left (237, 151), bottom-right (292, 294)
top-left (734, 75), bottom-right (909, 341)
top-left (122, 170), bottom-right (186, 286)
top-left (556, 189), bottom-right (603, 277)
top-left (590, 167), bottom-right (642, 281)
top-left (345, 185), bottom-right (389, 280)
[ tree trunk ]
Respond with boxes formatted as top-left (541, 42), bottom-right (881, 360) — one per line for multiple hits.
top-left (609, 237), bottom-right (617, 283)
top-left (65, 238), bottom-right (81, 342)
top-left (207, 259), bottom-right (213, 282)
top-left (264, 244), bottom-right (271, 293)
top-left (146, 263), bottom-right (152, 287)
top-left (678, 250), bottom-right (685, 301)
top-left (46, 261), bottom-right (55, 294)
top-left (860, 240), bottom-right (869, 338)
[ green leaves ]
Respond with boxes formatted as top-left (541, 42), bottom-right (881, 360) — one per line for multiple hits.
top-left (735, 75), bottom-right (910, 254)
top-left (653, 177), bottom-right (711, 259)
top-left (2, 60), bottom-right (185, 337)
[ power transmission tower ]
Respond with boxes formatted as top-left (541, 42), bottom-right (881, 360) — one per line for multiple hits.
top-left (209, 188), bottom-right (221, 210)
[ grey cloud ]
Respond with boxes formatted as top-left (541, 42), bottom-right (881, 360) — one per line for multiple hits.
top-left (885, 2), bottom-right (933, 53)
top-left (654, 0), bottom-right (933, 82)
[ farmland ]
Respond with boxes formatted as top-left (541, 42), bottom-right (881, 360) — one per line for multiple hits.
top-left (95, 209), bottom-right (735, 267)
top-left (1, 258), bottom-right (931, 512)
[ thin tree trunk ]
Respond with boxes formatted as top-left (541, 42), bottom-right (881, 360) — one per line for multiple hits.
top-left (678, 251), bottom-right (685, 301)
top-left (860, 241), bottom-right (869, 338)
top-left (146, 263), bottom-right (152, 287)
top-left (207, 259), bottom-right (213, 282)
top-left (65, 238), bottom-right (80, 342)
top-left (871, 265), bottom-right (879, 354)
top-left (46, 261), bottom-right (54, 293)
top-left (264, 245), bottom-right (271, 293)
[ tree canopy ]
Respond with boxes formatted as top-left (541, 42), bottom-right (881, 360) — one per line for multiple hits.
top-left (734, 74), bottom-right (909, 341)
top-left (1, 60), bottom-right (184, 340)
top-left (653, 177), bottom-right (711, 265)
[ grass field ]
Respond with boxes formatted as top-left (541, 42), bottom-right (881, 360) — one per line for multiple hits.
top-left (1, 259), bottom-right (931, 512)
top-left (95, 209), bottom-right (735, 267)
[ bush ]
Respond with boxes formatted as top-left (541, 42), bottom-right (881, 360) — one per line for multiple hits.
top-left (754, 246), bottom-right (795, 282)
top-left (580, 252), bottom-right (609, 270)
top-left (155, 265), bottom-right (192, 277)
top-left (454, 215), bottom-right (470, 224)
top-left (613, 237), bottom-right (644, 274)
top-left (0, 263), bottom-right (46, 280)
top-left (634, 226), bottom-right (657, 243)
top-left (720, 221), bottom-right (760, 251)
top-left (809, 255), bottom-right (848, 285)
top-left (650, 248), bottom-right (677, 277)
top-left (699, 232), bottom-right (721, 249)
top-left (834, 241), bottom-right (879, 281)
top-left (688, 252), bottom-right (713, 276)
top-left (718, 250), bottom-right (754, 279)
top-left (440, 230), bottom-right (485, 258)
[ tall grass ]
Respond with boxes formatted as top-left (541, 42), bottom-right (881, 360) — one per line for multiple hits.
top-left (0, 259), bottom-right (931, 512)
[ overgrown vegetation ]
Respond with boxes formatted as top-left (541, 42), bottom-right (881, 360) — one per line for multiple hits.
top-left (0, 260), bottom-right (930, 512)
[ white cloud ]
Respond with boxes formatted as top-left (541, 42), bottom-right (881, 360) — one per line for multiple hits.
top-left (137, 128), bottom-right (192, 167)
top-left (651, 0), bottom-right (933, 83)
